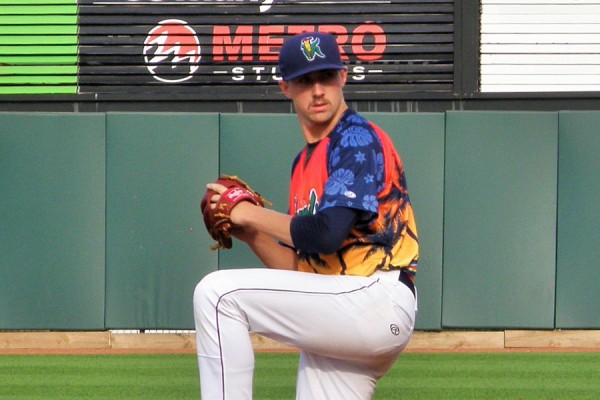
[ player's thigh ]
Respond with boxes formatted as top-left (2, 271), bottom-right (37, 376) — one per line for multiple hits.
top-left (197, 269), bottom-right (413, 359)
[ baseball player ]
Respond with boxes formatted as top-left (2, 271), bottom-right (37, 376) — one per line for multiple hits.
top-left (194, 32), bottom-right (419, 399)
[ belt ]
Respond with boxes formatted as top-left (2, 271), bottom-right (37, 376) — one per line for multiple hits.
top-left (399, 269), bottom-right (416, 298)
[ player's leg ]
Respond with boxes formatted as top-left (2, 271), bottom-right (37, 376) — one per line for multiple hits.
top-left (295, 350), bottom-right (398, 400)
top-left (194, 306), bottom-right (254, 399)
top-left (193, 268), bottom-right (416, 399)
top-left (194, 270), bottom-right (257, 400)
top-left (291, 270), bottom-right (416, 399)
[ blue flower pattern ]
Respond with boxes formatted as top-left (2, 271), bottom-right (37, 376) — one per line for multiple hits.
top-left (362, 194), bottom-right (378, 212)
top-left (320, 110), bottom-right (383, 215)
top-left (330, 146), bottom-right (341, 167)
top-left (354, 151), bottom-right (366, 163)
top-left (325, 169), bottom-right (354, 196)
top-left (341, 126), bottom-right (373, 147)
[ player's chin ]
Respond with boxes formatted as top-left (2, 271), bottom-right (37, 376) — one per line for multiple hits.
top-left (308, 108), bottom-right (334, 123)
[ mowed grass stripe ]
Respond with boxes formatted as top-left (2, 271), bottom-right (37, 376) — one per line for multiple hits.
top-left (0, 352), bottom-right (598, 399)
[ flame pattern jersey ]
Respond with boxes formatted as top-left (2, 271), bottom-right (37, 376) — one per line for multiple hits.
top-left (289, 109), bottom-right (419, 278)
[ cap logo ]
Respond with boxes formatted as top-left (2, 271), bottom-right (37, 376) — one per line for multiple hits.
top-left (300, 37), bottom-right (325, 62)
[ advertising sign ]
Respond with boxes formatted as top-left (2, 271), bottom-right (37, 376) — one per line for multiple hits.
top-left (78, 0), bottom-right (454, 99)
top-left (0, 1), bottom-right (453, 98)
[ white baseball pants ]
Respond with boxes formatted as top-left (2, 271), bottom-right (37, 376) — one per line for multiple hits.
top-left (193, 268), bottom-right (417, 399)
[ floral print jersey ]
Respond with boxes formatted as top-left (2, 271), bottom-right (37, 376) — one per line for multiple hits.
top-left (289, 109), bottom-right (419, 278)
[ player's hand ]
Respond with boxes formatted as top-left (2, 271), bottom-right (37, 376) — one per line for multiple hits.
top-left (200, 175), bottom-right (271, 250)
top-left (205, 182), bottom-right (227, 209)
top-left (206, 183), bottom-right (253, 225)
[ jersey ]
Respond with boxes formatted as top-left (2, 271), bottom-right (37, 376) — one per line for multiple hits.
top-left (289, 109), bottom-right (419, 279)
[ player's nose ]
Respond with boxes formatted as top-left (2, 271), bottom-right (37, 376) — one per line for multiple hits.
top-left (311, 81), bottom-right (325, 96)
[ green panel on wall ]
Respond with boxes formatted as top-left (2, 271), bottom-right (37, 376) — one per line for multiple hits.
top-left (443, 112), bottom-right (557, 329)
top-left (366, 113), bottom-right (445, 331)
top-left (556, 111), bottom-right (600, 329)
top-left (105, 113), bottom-right (218, 329)
top-left (218, 114), bottom-right (305, 269)
top-left (0, 113), bottom-right (105, 329)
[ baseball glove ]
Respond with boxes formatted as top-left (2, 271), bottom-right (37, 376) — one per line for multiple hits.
top-left (201, 175), bottom-right (271, 250)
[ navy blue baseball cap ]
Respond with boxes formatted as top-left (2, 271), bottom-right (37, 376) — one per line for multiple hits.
top-left (278, 32), bottom-right (345, 81)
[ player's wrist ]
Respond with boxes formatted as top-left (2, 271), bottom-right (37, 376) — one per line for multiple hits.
top-left (230, 200), bottom-right (254, 226)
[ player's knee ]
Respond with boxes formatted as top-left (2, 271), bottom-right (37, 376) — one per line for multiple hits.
top-left (193, 270), bottom-right (232, 313)
top-left (194, 271), bottom-right (217, 310)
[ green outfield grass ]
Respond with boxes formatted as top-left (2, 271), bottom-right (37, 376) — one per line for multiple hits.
top-left (0, 352), bottom-right (598, 399)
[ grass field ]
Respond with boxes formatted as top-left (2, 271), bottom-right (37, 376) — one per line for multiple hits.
top-left (0, 352), bottom-right (598, 399)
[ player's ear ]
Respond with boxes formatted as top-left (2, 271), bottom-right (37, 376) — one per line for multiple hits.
top-left (339, 68), bottom-right (348, 86)
top-left (278, 80), bottom-right (292, 99)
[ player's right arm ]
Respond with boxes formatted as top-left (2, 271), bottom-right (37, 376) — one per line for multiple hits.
top-left (232, 226), bottom-right (298, 270)
top-left (231, 201), bottom-right (361, 270)
top-left (206, 182), bottom-right (297, 270)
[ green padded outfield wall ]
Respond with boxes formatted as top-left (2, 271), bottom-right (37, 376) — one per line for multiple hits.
top-left (556, 111), bottom-right (600, 329)
top-left (0, 113), bottom-right (105, 329)
top-left (443, 112), bottom-right (558, 329)
top-left (365, 113), bottom-right (445, 330)
top-left (4, 111), bottom-right (600, 331)
top-left (104, 113), bottom-right (218, 329)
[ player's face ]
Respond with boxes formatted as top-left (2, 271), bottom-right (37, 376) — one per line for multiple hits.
top-left (279, 69), bottom-right (348, 140)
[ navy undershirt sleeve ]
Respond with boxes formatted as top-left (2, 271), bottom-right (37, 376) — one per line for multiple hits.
top-left (290, 207), bottom-right (362, 254)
